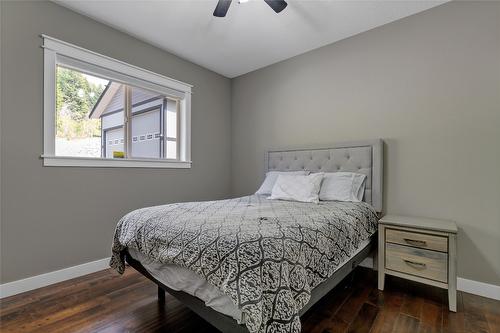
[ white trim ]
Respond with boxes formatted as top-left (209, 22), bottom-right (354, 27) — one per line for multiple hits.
top-left (57, 55), bottom-right (187, 100)
top-left (42, 35), bottom-right (192, 93)
top-left (43, 48), bottom-right (56, 157)
top-left (0, 257), bottom-right (110, 299)
top-left (42, 155), bottom-right (192, 168)
top-left (180, 93), bottom-right (191, 162)
top-left (42, 34), bottom-right (192, 169)
top-left (458, 277), bottom-right (500, 301)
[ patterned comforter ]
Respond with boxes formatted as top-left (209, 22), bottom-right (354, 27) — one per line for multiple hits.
top-left (110, 195), bottom-right (378, 333)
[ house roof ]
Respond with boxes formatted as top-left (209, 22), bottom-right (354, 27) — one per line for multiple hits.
top-left (89, 82), bottom-right (161, 119)
top-left (89, 82), bottom-right (121, 119)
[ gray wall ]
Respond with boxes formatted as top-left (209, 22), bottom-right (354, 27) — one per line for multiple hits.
top-left (231, 1), bottom-right (500, 285)
top-left (0, 1), bottom-right (232, 283)
top-left (1, 0), bottom-right (499, 287)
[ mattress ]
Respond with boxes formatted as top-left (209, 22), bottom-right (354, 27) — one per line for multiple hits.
top-left (111, 195), bottom-right (379, 333)
top-left (127, 237), bottom-right (373, 324)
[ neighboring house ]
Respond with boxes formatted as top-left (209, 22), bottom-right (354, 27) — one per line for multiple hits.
top-left (89, 82), bottom-right (177, 159)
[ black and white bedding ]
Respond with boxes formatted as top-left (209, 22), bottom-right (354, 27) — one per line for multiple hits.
top-left (110, 195), bottom-right (378, 333)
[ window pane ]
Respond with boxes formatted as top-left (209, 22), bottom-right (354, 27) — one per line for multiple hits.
top-left (99, 83), bottom-right (126, 158)
top-left (104, 127), bottom-right (124, 158)
top-left (129, 86), bottom-right (163, 159)
top-left (55, 66), bottom-right (180, 161)
top-left (55, 66), bottom-right (108, 158)
top-left (166, 140), bottom-right (177, 159)
top-left (165, 99), bottom-right (178, 159)
top-left (166, 99), bottom-right (177, 139)
top-left (131, 109), bottom-right (161, 158)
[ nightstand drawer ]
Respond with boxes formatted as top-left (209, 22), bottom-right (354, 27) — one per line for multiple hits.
top-left (385, 243), bottom-right (448, 283)
top-left (386, 228), bottom-right (448, 252)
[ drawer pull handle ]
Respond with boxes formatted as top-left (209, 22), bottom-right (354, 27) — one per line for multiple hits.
top-left (403, 259), bottom-right (426, 268)
top-left (404, 238), bottom-right (427, 246)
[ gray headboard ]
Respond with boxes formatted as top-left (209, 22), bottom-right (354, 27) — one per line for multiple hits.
top-left (266, 139), bottom-right (383, 212)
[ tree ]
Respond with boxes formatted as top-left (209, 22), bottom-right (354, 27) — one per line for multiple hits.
top-left (56, 67), bottom-right (105, 138)
top-left (57, 67), bottom-right (104, 121)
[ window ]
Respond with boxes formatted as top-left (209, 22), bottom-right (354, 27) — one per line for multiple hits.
top-left (42, 35), bottom-right (192, 168)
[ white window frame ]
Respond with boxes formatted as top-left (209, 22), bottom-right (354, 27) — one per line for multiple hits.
top-left (41, 35), bottom-right (192, 168)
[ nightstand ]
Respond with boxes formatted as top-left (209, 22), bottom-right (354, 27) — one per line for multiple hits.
top-left (377, 215), bottom-right (458, 312)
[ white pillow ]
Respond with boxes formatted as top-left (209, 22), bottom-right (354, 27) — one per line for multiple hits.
top-left (319, 172), bottom-right (367, 202)
top-left (269, 173), bottom-right (324, 204)
top-left (255, 170), bottom-right (309, 195)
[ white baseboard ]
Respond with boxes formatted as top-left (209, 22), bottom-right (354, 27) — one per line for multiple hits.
top-left (1, 256), bottom-right (499, 302)
top-left (0, 257), bottom-right (110, 299)
top-left (458, 277), bottom-right (500, 301)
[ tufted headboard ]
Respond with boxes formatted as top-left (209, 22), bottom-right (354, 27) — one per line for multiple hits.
top-left (266, 139), bottom-right (383, 212)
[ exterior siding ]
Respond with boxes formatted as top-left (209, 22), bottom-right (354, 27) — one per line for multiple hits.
top-left (101, 85), bottom-right (160, 116)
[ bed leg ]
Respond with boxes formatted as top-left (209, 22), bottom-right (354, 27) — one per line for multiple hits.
top-left (158, 286), bottom-right (166, 304)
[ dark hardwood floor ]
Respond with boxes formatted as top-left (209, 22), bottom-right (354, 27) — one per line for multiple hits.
top-left (1, 266), bottom-right (498, 333)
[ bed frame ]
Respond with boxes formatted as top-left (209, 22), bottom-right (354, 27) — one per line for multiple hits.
top-left (123, 139), bottom-right (384, 332)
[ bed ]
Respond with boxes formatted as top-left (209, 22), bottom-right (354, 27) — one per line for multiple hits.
top-left (110, 139), bottom-right (383, 333)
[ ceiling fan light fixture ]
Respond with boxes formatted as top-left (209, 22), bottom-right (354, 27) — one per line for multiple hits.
top-left (214, 0), bottom-right (287, 17)
top-left (264, 0), bottom-right (287, 13)
top-left (213, 0), bottom-right (232, 17)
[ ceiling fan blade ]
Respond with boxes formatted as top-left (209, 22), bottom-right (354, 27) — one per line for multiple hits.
top-left (264, 0), bottom-right (287, 13)
top-left (213, 0), bottom-right (232, 17)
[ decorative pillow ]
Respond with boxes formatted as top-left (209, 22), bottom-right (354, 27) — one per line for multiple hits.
top-left (255, 170), bottom-right (309, 195)
top-left (319, 172), bottom-right (367, 202)
top-left (269, 173), bottom-right (324, 204)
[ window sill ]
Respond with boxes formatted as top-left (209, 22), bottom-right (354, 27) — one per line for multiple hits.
top-left (41, 155), bottom-right (192, 169)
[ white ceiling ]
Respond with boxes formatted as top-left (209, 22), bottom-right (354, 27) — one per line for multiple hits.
top-left (55, 0), bottom-right (446, 78)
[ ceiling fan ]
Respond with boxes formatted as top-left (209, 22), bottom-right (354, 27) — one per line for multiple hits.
top-left (213, 0), bottom-right (288, 17)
